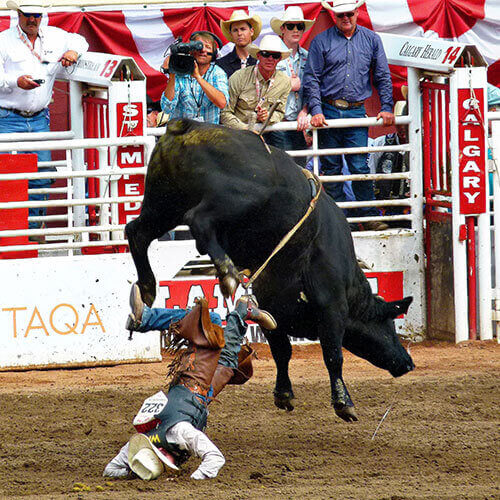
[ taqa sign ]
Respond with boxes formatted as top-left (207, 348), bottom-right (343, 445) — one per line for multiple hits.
top-left (457, 88), bottom-right (487, 215)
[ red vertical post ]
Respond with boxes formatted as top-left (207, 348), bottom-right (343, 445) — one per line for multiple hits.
top-left (466, 216), bottom-right (477, 340)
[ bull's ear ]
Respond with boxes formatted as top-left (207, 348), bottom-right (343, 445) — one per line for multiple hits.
top-left (386, 296), bottom-right (413, 319)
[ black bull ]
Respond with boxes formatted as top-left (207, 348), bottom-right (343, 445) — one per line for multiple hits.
top-left (126, 119), bottom-right (414, 422)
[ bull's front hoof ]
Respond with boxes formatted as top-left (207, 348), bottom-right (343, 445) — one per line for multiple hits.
top-left (274, 392), bottom-right (295, 412)
top-left (219, 274), bottom-right (238, 298)
top-left (138, 282), bottom-right (156, 308)
top-left (334, 404), bottom-right (358, 422)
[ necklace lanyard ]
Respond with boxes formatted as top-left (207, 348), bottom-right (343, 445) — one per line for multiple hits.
top-left (17, 26), bottom-right (42, 62)
top-left (254, 64), bottom-right (275, 110)
top-left (189, 65), bottom-right (213, 117)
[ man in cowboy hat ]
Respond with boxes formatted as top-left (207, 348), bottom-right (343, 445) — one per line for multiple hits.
top-left (265, 6), bottom-right (315, 166)
top-left (160, 31), bottom-right (228, 125)
top-left (216, 10), bottom-right (262, 78)
top-left (0, 0), bottom-right (88, 238)
top-left (103, 284), bottom-right (276, 481)
top-left (220, 34), bottom-right (291, 131)
top-left (302, 0), bottom-right (394, 231)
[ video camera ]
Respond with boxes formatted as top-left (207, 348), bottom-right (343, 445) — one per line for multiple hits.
top-left (167, 38), bottom-right (203, 75)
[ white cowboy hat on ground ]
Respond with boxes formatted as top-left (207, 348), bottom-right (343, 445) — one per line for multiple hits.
top-left (321, 0), bottom-right (366, 14)
top-left (220, 10), bottom-right (262, 42)
top-left (247, 34), bottom-right (291, 61)
top-left (394, 100), bottom-right (408, 117)
top-left (6, 0), bottom-right (46, 14)
top-left (128, 434), bottom-right (179, 481)
top-left (270, 6), bottom-right (315, 35)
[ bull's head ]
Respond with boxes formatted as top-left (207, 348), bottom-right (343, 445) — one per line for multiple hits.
top-left (343, 296), bottom-right (415, 377)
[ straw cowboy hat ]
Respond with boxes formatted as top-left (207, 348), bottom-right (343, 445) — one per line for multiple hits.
top-left (270, 6), bottom-right (315, 35)
top-left (6, 0), bottom-right (46, 14)
top-left (321, 0), bottom-right (366, 14)
top-left (247, 34), bottom-right (291, 61)
top-left (220, 10), bottom-right (262, 42)
top-left (128, 434), bottom-right (178, 481)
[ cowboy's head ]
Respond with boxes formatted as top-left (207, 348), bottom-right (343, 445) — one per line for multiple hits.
top-left (7, 0), bottom-right (45, 38)
top-left (247, 35), bottom-right (291, 76)
top-left (220, 10), bottom-right (262, 48)
top-left (270, 6), bottom-right (314, 48)
top-left (321, 0), bottom-right (365, 36)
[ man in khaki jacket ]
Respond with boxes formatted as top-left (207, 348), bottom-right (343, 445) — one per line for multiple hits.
top-left (221, 35), bottom-right (291, 131)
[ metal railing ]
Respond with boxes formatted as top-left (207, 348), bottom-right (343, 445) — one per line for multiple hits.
top-left (0, 116), bottom-right (415, 255)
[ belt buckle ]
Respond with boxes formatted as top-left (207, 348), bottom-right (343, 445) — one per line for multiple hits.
top-left (334, 99), bottom-right (349, 110)
top-left (20, 110), bottom-right (34, 118)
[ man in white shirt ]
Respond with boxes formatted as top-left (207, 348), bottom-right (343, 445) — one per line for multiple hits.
top-left (0, 0), bottom-right (88, 233)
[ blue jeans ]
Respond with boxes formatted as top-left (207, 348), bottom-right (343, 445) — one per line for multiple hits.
top-left (0, 108), bottom-right (53, 228)
top-left (264, 129), bottom-right (308, 167)
top-left (318, 103), bottom-right (378, 217)
top-left (140, 306), bottom-right (222, 331)
top-left (139, 306), bottom-right (246, 370)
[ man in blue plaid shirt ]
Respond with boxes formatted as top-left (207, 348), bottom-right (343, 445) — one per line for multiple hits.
top-left (161, 32), bottom-right (229, 124)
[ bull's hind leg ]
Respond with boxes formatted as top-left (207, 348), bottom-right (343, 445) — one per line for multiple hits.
top-left (184, 206), bottom-right (239, 298)
top-left (125, 215), bottom-right (169, 307)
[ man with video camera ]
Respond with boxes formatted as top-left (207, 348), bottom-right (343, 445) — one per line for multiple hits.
top-left (160, 31), bottom-right (229, 124)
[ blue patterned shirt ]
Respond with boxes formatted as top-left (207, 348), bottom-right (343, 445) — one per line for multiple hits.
top-left (160, 63), bottom-right (229, 124)
top-left (303, 25), bottom-right (393, 116)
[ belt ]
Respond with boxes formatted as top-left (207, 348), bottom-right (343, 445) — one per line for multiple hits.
top-left (322, 98), bottom-right (364, 110)
top-left (0, 107), bottom-right (45, 118)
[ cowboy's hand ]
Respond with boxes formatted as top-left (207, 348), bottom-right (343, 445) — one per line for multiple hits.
top-left (297, 108), bottom-right (310, 131)
top-left (377, 111), bottom-right (395, 126)
top-left (310, 113), bottom-right (327, 128)
top-left (290, 75), bottom-right (301, 92)
top-left (17, 75), bottom-right (40, 90)
top-left (256, 106), bottom-right (268, 123)
top-left (60, 50), bottom-right (79, 67)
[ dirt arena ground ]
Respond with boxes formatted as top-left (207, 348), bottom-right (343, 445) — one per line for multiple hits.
top-left (0, 340), bottom-right (498, 500)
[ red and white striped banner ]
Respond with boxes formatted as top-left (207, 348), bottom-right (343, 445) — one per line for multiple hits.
top-left (1, 0), bottom-right (499, 100)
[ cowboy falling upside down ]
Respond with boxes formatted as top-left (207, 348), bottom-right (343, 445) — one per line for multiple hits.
top-left (103, 283), bottom-right (276, 481)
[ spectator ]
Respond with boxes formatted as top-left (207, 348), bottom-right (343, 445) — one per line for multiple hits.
top-left (103, 286), bottom-right (276, 481)
top-left (264, 6), bottom-right (315, 166)
top-left (160, 31), bottom-right (228, 124)
top-left (146, 95), bottom-right (168, 128)
top-left (302, 0), bottom-right (394, 231)
top-left (220, 35), bottom-right (291, 131)
top-left (0, 0), bottom-right (88, 238)
top-left (368, 100), bottom-right (410, 228)
top-left (217, 10), bottom-right (262, 78)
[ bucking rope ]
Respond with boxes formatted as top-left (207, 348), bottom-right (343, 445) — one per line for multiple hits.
top-left (241, 168), bottom-right (322, 291)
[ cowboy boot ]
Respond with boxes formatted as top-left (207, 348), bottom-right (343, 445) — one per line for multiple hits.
top-left (125, 282), bottom-right (144, 331)
top-left (235, 295), bottom-right (277, 330)
top-left (228, 343), bottom-right (256, 385)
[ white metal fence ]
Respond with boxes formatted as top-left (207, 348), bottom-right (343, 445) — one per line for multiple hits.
top-left (0, 116), bottom-right (414, 255)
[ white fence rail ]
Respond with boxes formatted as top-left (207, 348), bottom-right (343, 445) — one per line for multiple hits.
top-left (0, 117), bottom-right (414, 254)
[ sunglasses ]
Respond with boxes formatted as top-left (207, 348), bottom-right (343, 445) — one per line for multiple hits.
top-left (259, 51), bottom-right (281, 60)
top-left (20, 11), bottom-right (42, 18)
top-left (335, 11), bottom-right (355, 18)
top-left (284, 23), bottom-right (305, 31)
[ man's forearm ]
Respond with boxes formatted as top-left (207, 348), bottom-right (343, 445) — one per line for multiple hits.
top-left (196, 78), bottom-right (226, 109)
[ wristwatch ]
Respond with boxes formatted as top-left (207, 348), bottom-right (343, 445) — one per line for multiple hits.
top-left (160, 66), bottom-right (169, 75)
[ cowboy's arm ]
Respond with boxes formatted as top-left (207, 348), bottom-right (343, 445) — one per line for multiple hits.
top-left (167, 421), bottom-right (225, 479)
